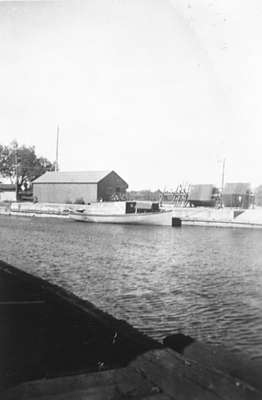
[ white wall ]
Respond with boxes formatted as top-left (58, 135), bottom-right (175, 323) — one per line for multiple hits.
top-left (0, 191), bottom-right (16, 202)
top-left (33, 183), bottom-right (98, 204)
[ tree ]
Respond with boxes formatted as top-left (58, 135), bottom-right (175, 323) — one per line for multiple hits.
top-left (0, 141), bottom-right (55, 193)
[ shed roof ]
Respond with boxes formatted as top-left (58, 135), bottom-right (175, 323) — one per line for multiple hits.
top-left (223, 182), bottom-right (251, 195)
top-left (0, 184), bottom-right (16, 191)
top-left (33, 171), bottom-right (114, 184)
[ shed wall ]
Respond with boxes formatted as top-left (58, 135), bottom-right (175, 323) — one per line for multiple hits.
top-left (33, 183), bottom-right (98, 204)
top-left (0, 191), bottom-right (16, 202)
top-left (223, 193), bottom-right (251, 209)
top-left (98, 172), bottom-right (128, 201)
top-left (188, 185), bottom-right (214, 201)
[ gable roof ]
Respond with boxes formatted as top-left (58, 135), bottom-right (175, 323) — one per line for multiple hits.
top-left (33, 171), bottom-right (112, 184)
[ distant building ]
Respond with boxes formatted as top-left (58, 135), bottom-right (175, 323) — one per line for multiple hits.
top-left (0, 184), bottom-right (16, 202)
top-left (255, 185), bottom-right (262, 206)
top-left (32, 170), bottom-right (128, 204)
top-left (188, 184), bottom-right (219, 207)
top-left (222, 182), bottom-right (252, 208)
top-left (127, 190), bottom-right (162, 202)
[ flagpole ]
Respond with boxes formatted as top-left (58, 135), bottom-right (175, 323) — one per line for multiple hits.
top-left (55, 125), bottom-right (59, 172)
top-left (15, 149), bottom-right (19, 201)
top-left (221, 158), bottom-right (225, 193)
top-left (220, 158), bottom-right (226, 207)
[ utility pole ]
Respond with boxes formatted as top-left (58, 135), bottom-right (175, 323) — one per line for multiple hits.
top-left (220, 158), bottom-right (226, 207)
top-left (15, 149), bottom-right (19, 202)
top-left (55, 125), bottom-right (59, 172)
top-left (221, 158), bottom-right (226, 193)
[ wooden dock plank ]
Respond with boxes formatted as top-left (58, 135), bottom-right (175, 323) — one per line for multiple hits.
top-left (3, 349), bottom-right (262, 400)
top-left (164, 334), bottom-right (262, 392)
top-left (131, 349), bottom-right (261, 400)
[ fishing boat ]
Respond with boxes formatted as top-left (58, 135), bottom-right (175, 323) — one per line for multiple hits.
top-left (70, 201), bottom-right (176, 226)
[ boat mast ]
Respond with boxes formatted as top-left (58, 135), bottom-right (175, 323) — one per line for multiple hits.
top-left (221, 158), bottom-right (225, 193)
top-left (220, 158), bottom-right (226, 206)
top-left (55, 125), bottom-right (59, 172)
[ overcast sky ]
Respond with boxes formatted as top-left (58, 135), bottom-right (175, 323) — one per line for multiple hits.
top-left (0, 0), bottom-right (261, 190)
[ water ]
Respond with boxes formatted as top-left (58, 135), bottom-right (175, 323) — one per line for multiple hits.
top-left (1, 215), bottom-right (262, 361)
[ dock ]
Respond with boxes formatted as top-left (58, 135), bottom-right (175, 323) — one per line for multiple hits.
top-left (0, 260), bottom-right (261, 399)
top-left (3, 202), bottom-right (262, 229)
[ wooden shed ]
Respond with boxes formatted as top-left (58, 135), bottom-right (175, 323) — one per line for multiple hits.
top-left (33, 170), bottom-right (128, 204)
top-left (188, 184), bottom-right (218, 207)
top-left (222, 182), bottom-right (252, 208)
top-left (255, 185), bottom-right (262, 206)
top-left (0, 184), bottom-right (16, 202)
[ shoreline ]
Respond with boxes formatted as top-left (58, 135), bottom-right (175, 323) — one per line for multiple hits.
top-left (2, 201), bottom-right (262, 229)
top-left (1, 213), bottom-right (261, 362)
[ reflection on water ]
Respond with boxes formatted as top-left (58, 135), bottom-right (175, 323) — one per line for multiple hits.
top-left (1, 215), bottom-right (262, 361)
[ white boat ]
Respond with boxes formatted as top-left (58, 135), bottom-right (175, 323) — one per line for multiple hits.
top-left (70, 201), bottom-right (176, 226)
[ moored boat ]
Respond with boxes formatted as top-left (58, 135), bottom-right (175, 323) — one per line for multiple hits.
top-left (70, 201), bottom-right (175, 226)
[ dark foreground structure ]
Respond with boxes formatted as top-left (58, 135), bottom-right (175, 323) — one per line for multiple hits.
top-left (0, 260), bottom-right (261, 400)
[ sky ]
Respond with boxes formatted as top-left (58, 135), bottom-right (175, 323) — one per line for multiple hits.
top-left (0, 0), bottom-right (261, 190)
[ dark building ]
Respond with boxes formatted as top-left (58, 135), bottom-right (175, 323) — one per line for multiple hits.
top-left (222, 182), bottom-right (252, 208)
top-left (188, 184), bottom-right (219, 207)
top-left (255, 185), bottom-right (262, 206)
top-left (33, 170), bottom-right (128, 204)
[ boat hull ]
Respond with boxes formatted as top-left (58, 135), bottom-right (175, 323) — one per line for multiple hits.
top-left (70, 210), bottom-right (174, 226)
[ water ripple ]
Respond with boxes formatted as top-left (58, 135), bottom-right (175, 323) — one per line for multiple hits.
top-left (0, 215), bottom-right (262, 363)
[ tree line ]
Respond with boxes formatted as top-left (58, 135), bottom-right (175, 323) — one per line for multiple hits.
top-left (0, 141), bottom-right (55, 193)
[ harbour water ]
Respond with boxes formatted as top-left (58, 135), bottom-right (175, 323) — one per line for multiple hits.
top-left (1, 215), bottom-right (262, 362)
